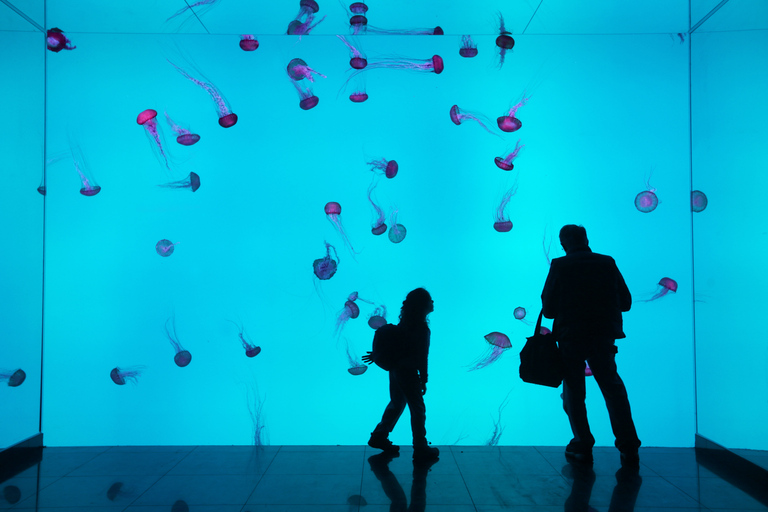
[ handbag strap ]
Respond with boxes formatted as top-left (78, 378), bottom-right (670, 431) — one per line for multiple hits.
top-left (533, 309), bottom-right (544, 336)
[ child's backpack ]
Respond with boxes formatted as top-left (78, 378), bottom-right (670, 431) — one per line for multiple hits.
top-left (371, 323), bottom-right (402, 371)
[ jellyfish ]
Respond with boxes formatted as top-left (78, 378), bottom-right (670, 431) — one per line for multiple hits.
top-left (459, 35), bottom-right (478, 58)
top-left (495, 139), bottom-right (524, 170)
top-left (495, 13), bottom-right (515, 68)
top-left (165, 315), bottom-right (192, 367)
top-left (109, 367), bottom-right (142, 385)
top-left (344, 55), bottom-right (444, 89)
top-left (497, 94), bottom-right (529, 132)
top-left (287, 13), bottom-right (326, 35)
top-left (155, 239), bottom-right (178, 257)
top-left (239, 35), bottom-right (259, 51)
top-left (228, 320), bottom-right (261, 357)
top-left (634, 175), bottom-right (659, 213)
top-left (539, 325), bottom-right (552, 335)
top-left (247, 385), bottom-right (268, 446)
top-left (449, 105), bottom-right (500, 136)
top-left (487, 392), bottom-right (511, 446)
top-left (325, 201), bottom-right (357, 255)
top-left (513, 306), bottom-right (534, 325)
top-left (295, 0), bottom-right (320, 20)
top-left (337, 35), bottom-right (367, 69)
top-left (468, 332), bottom-right (512, 371)
top-left (137, 109), bottom-right (172, 170)
top-left (367, 304), bottom-right (387, 329)
top-left (388, 209), bottom-right (407, 244)
top-left (344, 338), bottom-right (368, 376)
top-left (167, 59), bottom-right (238, 128)
top-left (348, 14), bottom-right (368, 34)
top-left (349, 1), bottom-right (368, 14)
top-left (691, 190), bottom-right (708, 212)
top-left (291, 78), bottom-right (320, 110)
top-left (640, 277), bottom-right (678, 302)
top-left (0, 369), bottom-right (26, 387)
top-left (46, 28), bottom-right (75, 52)
top-left (364, 24), bottom-right (443, 36)
top-left (69, 146), bottom-right (101, 196)
top-left (313, 241), bottom-right (339, 280)
top-left (164, 112), bottom-right (200, 146)
top-left (335, 291), bottom-right (363, 335)
top-left (350, 90), bottom-right (369, 103)
top-left (159, 172), bottom-right (201, 192)
top-left (287, 58), bottom-right (327, 82)
top-left (167, 0), bottom-right (219, 22)
top-left (493, 180), bottom-right (518, 233)
top-left (368, 158), bottom-right (398, 179)
top-left (585, 362), bottom-right (593, 377)
top-left (367, 181), bottom-right (387, 235)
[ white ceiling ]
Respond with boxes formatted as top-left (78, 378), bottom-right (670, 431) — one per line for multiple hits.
top-left (0, 0), bottom-right (765, 35)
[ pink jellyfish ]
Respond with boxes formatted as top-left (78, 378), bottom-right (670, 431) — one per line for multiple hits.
top-left (635, 175), bottom-right (659, 213)
top-left (459, 35), bottom-right (478, 58)
top-left (137, 109), bottom-right (171, 170)
top-left (155, 239), bottom-right (178, 257)
top-left (495, 13), bottom-right (515, 68)
top-left (367, 181), bottom-right (387, 235)
top-left (167, 60), bottom-right (238, 128)
top-left (294, 0), bottom-right (320, 20)
top-left (69, 147), bottom-right (101, 196)
top-left (497, 94), bottom-right (529, 132)
top-left (493, 180), bottom-right (518, 233)
top-left (165, 315), bottom-right (192, 367)
top-left (313, 241), bottom-right (339, 280)
top-left (691, 190), bottom-right (708, 212)
top-left (350, 90), bottom-right (368, 103)
top-left (495, 139), bottom-right (524, 170)
top-left (350, 2), bottom-right (368, 14)
top-left (1, 369), bottom-right (26, 387)
top-left (337, 35), bottom-right (367, 69)
top-left (349, 14), bottom-right (368, 34)
top-left (388, 209), bottom-right (407, 243)
top-left (287, 14), bottom-right (326, 35)
top-left (290, 79), bottom-right (320, 110)
top-left (335, 292), bottom-right (362, 335)
top-left (449, 105), bottom-right (500, 136)
top-left (585, 362), bottom-right (593, 377)
top-left (368, 158), bottom-right (398, 179)
top-left (167, 0), bottom-right (219, 22)
top-left (239, 35), bottom-right (259, 51)
top-left (468, 332), bottom-right (512, 371)
top-left (228, 320), bottom-right (261, 357)
top-left (513, 306), bottom-right (534, 326)
top-left (344, 55), bottom-right (444, 89)
top-left (110, 367), bottom-right (142, 385)
top-left (46, 28), bottom-right (75, 52)
top-left (287, 58), bottom-right (327, 82)
top-left (640, 277), bottom-right (678, 302)
top-left (164, 112), bottom-right (200, 146)
top-left (367, 305), bottom-right (387, 329)
top-left (159, 172), bottom-right (201, 192)
top-left (345, 338), bottom-right (368, 376)
top-left (325, 201), bottom-right (357, 255)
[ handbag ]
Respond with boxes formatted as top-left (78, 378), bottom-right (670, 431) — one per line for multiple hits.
top-left (519, 310), bottom-right (563, 388)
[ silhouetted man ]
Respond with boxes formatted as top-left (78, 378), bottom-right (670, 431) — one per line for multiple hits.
top-left (541, 225), bottom-right (641, 467)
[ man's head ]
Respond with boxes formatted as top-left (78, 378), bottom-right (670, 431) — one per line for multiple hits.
top-left (559, 224), bottom-right (589, 254)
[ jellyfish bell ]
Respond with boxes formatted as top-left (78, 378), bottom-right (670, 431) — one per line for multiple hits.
top-left (299, 96), bottom-right (319, 110)
top-left (385, 160), bottom-right (398, 178)
top-left (497, 115), bottom-right (522, 132)
top-left (7, 369), bottom-right (26, 387)
top-left (634, 190), bottom-right (658, 213)
top-left (496, 33), bottom-right (515, 50)
top-left (368, 315), bottom-right (386, 329)
top-left (485, 332), bottom-right (511, 348)
top-left (174, 350), bottom-right (192, 367)
top-left (110, 368), bottom-right (126, 385)
top-left (345, 300), bottom-right (360, 319)
top-left (350, 57), bottom-right (368, 69)
top-left (449, 105), bottom-right (462, 125)
top-left (137, 109), bottom-right (158, 126)
top-left (349, 2), bottom-right (368, 13)
top-left (313, 242), bottom-right (339, 280)
top-left (350, 92), bottom-right (368, 102)
top-left (388, 224), bottom-right (406, 243)
top-left (431, 55), bottom-right (445, 74)
top-left (350, 15), bottom-right (368, 29)
top-left (513, 307), bottom-right (526, 320)
top-left (659, 277), bottom-right (678, 292)
top-left (80, 184), bottom-right (101, 196)
top-left (494, 157), bottom-right (514, 171)
top-left (460, 47), bottom-right (478, 58)
top-left (371, 223), bottom-right (387, 235)
top-left (348, 365), bottom-right (368, 375)
top-left (691, 190), bottom-right (708, 212)
top-left (325, 201), bottom-right (342, 215)
top-left (218, 113), bottom-right (238, 128)
top-left (300, 0), bottom-right (319, 14)
top-left (246, 346), bottom-right (262, 358)
top-left (494, 221), bottom-right (513, 232)
top-left (177, 133), bottom-right (201, 146)
top-left (109, 367), bottom-right (141, 386)
top-left (239, 35), bottom-right (259, 51)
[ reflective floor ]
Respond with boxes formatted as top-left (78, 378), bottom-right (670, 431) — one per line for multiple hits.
top-left (1, 445), bottom-right (766, 511)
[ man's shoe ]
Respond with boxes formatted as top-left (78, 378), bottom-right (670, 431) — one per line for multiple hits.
top-left (620, 451), bottom-right (640, 468)
top-left (368, 433), bottom-right (400, 453)
top-left (413, 445), bottom-right (440, 461)
top-left (565, 449), bottom-right (593, 465)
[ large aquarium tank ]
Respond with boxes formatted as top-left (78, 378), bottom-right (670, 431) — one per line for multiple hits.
top-left (1, 0), bottom-right (766, 451)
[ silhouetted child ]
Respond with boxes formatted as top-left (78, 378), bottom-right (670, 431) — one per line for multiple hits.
top-left (363, 288), bottom-right (439, 460)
